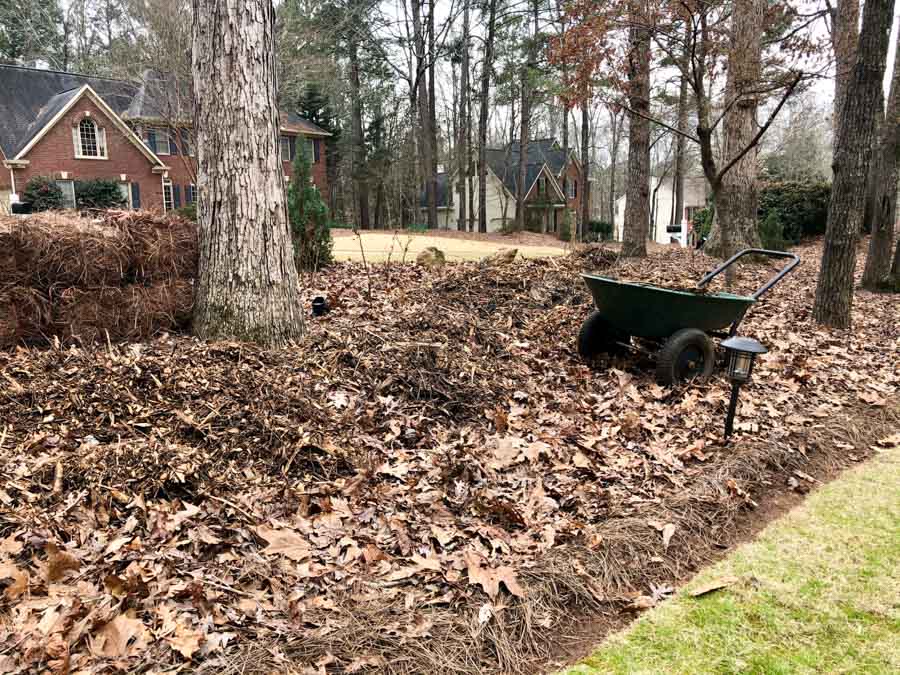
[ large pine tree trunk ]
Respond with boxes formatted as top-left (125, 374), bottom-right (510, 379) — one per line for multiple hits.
top-left (831, 0), bottom-right (860, 141)
top-left (705, 0), bottom-right (763, 259)
top-left (622, 11), bottom-right (651, 257)
top-left (192, 0), bottom-right (304, 345)
top-left (862, 30), bottom-right (900, 289)
top-left (349, 38), bottom-right (370, 229)
top-left (813, 0), bottom-right (894, 328)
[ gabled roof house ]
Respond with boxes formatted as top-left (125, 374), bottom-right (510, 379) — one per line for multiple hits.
top-left (424, 138), bottom-right (588, 233)
top-left (0, 65), bottom-right (330, 214)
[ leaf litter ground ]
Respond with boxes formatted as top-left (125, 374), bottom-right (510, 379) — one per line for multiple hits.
top-left (0, 241), bottom-right (897, 673)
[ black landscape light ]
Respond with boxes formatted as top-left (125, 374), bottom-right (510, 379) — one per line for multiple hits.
top-left (721, 336), bottom-right (768, 440)
top-left (312, 296), bottom-right (329, 316)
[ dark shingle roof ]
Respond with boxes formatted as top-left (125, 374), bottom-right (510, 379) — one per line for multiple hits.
top-left (0, 64), bottom-right (331, 159)
top-left (485, 143), bottom-right (564, 202)
top-left (0, 65), bottom-right (137, 158)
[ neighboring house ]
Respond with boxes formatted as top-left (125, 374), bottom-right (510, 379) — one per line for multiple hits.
top-left (0, 65), bottom-right (330, 212)
top-left (613, 175), bottom-right (708, 244)
top-left (422, 138), bottom-right (587, 233)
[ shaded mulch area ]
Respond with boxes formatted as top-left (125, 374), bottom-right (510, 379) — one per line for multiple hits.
top-left (0, 240), bottom-right (897, 673)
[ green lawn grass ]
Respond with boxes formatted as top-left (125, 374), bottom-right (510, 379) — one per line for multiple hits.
top-left (563, 443), bottom-right (900, 675)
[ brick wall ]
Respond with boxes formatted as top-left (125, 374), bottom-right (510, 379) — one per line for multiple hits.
top-left (281, 135), bottom-right (328, 194)
top-left (12, 96), bottom-right (164, 209)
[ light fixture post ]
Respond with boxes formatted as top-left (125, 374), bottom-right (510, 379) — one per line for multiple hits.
top-left (720, 336), bottom-right (768, 442)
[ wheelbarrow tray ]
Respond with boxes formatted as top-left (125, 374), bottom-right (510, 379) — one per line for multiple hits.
top-left (582, 274), bottom-right (755, 340)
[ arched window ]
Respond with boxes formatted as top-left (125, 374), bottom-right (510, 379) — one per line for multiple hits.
top-left (75, 118), bottom-right (107, 158)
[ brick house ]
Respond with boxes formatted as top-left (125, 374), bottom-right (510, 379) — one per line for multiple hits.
top-left (0, 65), bottom-right (330, 214)
top-left (425, 138), bottom-right (589, 233)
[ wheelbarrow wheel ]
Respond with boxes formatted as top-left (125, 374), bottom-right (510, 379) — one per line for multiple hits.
top-left (577, 311), bottom-right (630, 359)
top-left (656, 328), bottom-right (715, 385)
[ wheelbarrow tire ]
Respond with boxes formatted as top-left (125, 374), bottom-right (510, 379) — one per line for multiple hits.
top-left (578, 311), bottom-right (630, 359)
top-left (656, 328), bottom-right (715, 385)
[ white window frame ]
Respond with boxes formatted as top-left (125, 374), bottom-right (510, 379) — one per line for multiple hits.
top-left (280, 135), bottom-right (292, 162)
top-left (74, 118), bottom-right (108, 159)
top-left (163, 179), bottom-right (174, 211)
top-left (56, 179), bottom-right (76, 208)
top-left (307, 139), bottom-right (316, 162)
top-left (186, 183), bottom-right (197, 204)
top-left (567, 180), bottom-right (576, 200)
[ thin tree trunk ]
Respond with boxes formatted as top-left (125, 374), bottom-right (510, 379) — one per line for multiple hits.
top-left (622, 6), bottom-right (651, 258)
top-left (457, 0), bottom-right (470, 231)
top-left (831, 0), bottom-right (860, 142)
top-left (349, 38), bottom-right (369, 229)
top-left (427, 3), bottom-right (438, 229)
top-left (191, 0), bottom-right (303, 345)
top-left (814, 0), bottom-right (894, 328)
top-left (705, 0), bottom-right (764, 259)
top-left (672, 24), bottom-right (690, 225)
top-left (608, 107), bottom-right (619, 227)
top-left (478, 0), bottom-right (498, 233)
top-left (862, 29), bottom-right (900, 288)
top-left (580, 101), bottom-right (591, 238)
top-left (516, 80), bottom-right (531, 231)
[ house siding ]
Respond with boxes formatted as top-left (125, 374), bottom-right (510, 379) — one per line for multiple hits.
top-left (281, 135), bottom-right (328, 194)
top-left (12, 97), bottom-right (164, 209)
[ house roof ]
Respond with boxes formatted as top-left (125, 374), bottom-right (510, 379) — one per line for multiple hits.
top-left (505, 138), bottom-right (573, 177)
top-left (0, 64), bottom-right (331, 159)
top-left (485, 139), bottom-right (575, 201)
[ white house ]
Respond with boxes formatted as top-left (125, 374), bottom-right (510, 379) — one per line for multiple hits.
top-left (613, 175), bottom-right (708, 244)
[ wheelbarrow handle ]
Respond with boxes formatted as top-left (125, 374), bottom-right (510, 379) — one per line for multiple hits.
top-left (697, 249), bottom-right (801, 301)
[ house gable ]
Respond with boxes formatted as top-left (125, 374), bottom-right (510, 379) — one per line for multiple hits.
top-left (523, 163), bottom-right (566, 204)
top-left (14, 85), bottom-right (166, 169)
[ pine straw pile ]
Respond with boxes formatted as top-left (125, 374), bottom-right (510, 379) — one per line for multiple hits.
top-left (0, 211), bottom-right (195, 346)
top-left (0, 241), bottom-right (898, 674)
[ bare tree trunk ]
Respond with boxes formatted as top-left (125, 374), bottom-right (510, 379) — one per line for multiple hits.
top-left (814, 0), bottom-right (894, 328)
top-left (192, 0), bottom-right (303, 345)
top-left (831, 0), bottom-right (860, 142)
top-left (427, 3), bottom-right (438, 229)
top-left (608, 107), bottom-right (620, 226)
top-left (516, 79), bottom-right (531, 231)
top-left (478, 0), bottom-right (498, 233)
top-left (672, 24), bottom-right (690, 225)
top-left (580, 102), bottom-right (591, 238)
top-left (457, 0), bottom-right (470, 231)
top-left (349, 38), bottom-right (370, 229)
top-left (705, 0), bottom-right (764, 259)
top-left (863, 30), bottom-right (900, 288)
top-left (622, 7), bottom-right (651, 257)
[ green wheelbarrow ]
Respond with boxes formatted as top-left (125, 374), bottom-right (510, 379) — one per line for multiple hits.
top-left (578, 249), bottom-right (800, 385)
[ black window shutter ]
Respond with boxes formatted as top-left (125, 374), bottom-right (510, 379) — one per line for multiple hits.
top-left (184, 184), bottom-right (192, 204)
top-left (147, 129), bottom-right (157, 154)
top-left (170, 130), bottom-right (180, 155)
top-left (173, 185), bottom-right (181, 208)
top-left (313, 139), bottom-right (321, 163)
top-left (288, 136), bottom-right (296, 161)
top-left (180, 128), bottom-right (191, 155)
top-left (131, 183), bottom-right (141, 209)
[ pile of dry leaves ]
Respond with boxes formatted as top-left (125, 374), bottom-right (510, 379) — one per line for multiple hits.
top-left (0, 240), bottom-right (897, 673)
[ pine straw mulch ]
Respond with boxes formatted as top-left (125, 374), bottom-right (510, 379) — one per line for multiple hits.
top-left (0, 241), bottom-right (898, 674)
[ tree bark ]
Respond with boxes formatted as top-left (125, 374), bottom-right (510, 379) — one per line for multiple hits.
top-left (705, 0), bottom-right (764, 259)
top-left (191, 0), bottom-right (304, 345)
top-left (456, 0), bottom-right (470, 231)
top-left (580, 101), bottom-right (591, 238)
top-left (608, 107), bottom-right (620, 226)
top-left (427, 3), bottom-right (438, 229)
top-left (831, 0), bottom-right (860, 142)
top-left (862, 29), bottom-right (900, 289)
top-left (348, 37), bottom-right (370, 229)
top-left (813, 0), bottom-right (894, 328)
top-left (516, 76), bottom-right (531, 231)
top-left (622, 6), bottom-right (651, 257)
top-left (672, 23), bottom-right (690, 225)
top-left (477, 0), bottom-right (498, 233)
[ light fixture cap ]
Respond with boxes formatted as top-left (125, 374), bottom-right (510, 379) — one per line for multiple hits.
top-left (721, 336), bottom-right (768, 355)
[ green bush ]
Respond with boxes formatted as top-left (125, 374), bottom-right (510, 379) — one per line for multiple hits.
top-left (406, 222), bottom-right (428, 233)
top-left (584, 219), bottom-right (613, 243)
top-left (557, 211), bottom-right (572, 242)
top-left (758, 181), bottom-right (830, 244)
top-left (693, 207), bottom-right (713, 240)
top-left (74, 179), bottom-right (126, 210)
top-left (758, 210), bottom-right (788, 251)
top-left (23, 176), bottom-right (64, 211)
top-left (287, 144), bottom-right (333, 271)
top-left (177, 203), bottom-right (197, 221)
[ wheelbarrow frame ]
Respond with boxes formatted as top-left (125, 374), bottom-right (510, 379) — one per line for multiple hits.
top-left (578, 248), bottom-right (800, 384)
